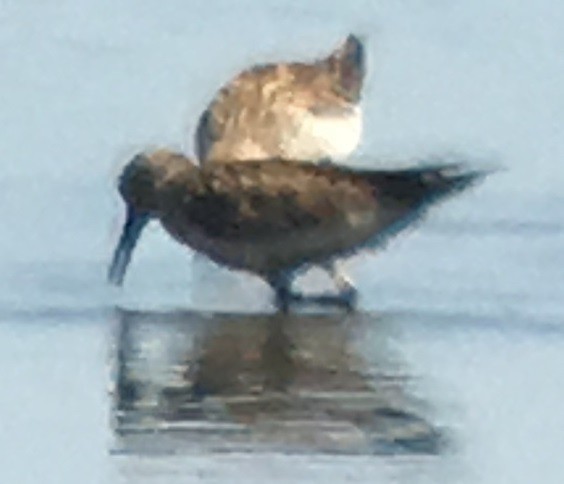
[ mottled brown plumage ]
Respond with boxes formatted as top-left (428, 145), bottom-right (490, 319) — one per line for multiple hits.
top-left (195, 34), bottom-right (365, 163)
top-left (108, 150), bottom-right (488, 309)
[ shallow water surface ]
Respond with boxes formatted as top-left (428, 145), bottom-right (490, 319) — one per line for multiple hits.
top-left (2, 308), bottom-right (563, 483)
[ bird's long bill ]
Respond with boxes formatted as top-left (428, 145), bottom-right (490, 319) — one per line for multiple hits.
top-left (108, 207), bottom-right (150, 286)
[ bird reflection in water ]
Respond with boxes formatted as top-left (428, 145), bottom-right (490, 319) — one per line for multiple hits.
top-left (111, 309), bottom-right (444, 455)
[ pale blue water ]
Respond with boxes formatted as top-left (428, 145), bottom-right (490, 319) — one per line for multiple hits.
top-left (1, 0), bottom-right (564, 482)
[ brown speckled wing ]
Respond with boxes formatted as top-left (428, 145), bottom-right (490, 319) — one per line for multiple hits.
top-left (171, 161), bottom-right (374, 241)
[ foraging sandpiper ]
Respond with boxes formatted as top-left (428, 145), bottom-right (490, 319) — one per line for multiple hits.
top-left (108, 151), bottom-right (488, 310)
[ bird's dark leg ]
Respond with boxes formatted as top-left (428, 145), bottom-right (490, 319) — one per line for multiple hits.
top-left (268, 273), bottom-right (302, 312)
top-left (269, 265), bottom-right (358, 312)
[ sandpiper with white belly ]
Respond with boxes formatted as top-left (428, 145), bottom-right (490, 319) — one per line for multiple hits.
top-left (195, 34), bottom-right (366, 163)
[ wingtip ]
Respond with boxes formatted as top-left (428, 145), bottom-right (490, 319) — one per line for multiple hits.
top-left (439, 159), bottom-right (501, 183)
top-left (426, 162), bottom-right (496, 199)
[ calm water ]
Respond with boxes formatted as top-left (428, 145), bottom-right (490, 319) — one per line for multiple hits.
top-left (1, 0), bottom-right (564, 482)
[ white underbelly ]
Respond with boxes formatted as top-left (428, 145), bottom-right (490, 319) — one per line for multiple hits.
top-left (282, 106), bottom-right (363, 161)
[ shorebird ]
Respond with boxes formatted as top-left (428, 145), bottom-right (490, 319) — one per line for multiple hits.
top-left (108, 150), bottom-right (488, 310)
top-left (195, 34), bottom-right (365, 163)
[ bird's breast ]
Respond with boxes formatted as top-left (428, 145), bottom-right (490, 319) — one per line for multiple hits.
top-left (280, 105), bottom-right (363, 161)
